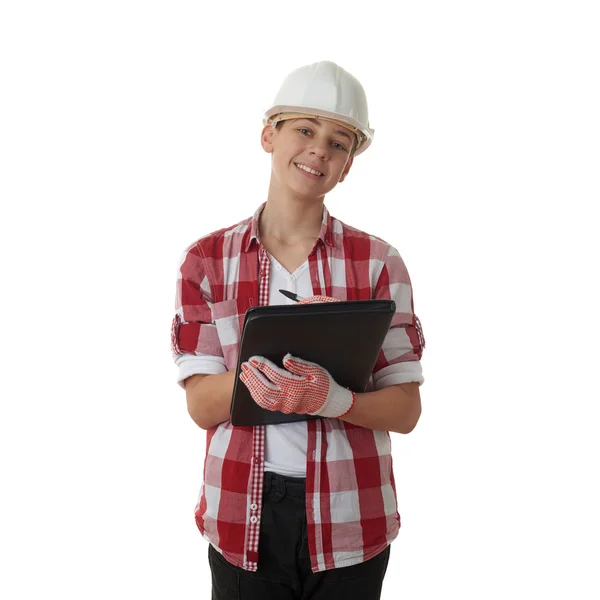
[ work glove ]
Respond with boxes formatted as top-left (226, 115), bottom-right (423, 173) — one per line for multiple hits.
top-left (299, 295), bottom-right (339, 304)
top-left (239, 353), bottom-right (356, 418)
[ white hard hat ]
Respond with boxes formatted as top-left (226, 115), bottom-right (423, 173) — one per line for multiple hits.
top-left (264, 61), bottom-right (374, 155)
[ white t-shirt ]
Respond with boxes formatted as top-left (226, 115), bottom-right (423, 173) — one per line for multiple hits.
top-left (262, 253), bottom-right (312, 477)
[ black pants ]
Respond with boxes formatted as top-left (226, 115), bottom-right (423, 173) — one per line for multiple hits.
top-left (209, 471), bottom-right (390, 599)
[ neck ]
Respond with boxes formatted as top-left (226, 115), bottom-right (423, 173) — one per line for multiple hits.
top-left (260, 180), bottom-right (325, 243)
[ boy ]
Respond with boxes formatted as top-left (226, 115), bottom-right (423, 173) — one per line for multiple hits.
top-left (171, 61), bottom-right (425, 599)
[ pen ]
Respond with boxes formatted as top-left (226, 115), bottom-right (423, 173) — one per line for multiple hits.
top-left (279, 289), bottom-right (305, 303)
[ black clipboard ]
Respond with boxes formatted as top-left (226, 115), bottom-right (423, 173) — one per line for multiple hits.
top-left (230, 299), bottom-right (395, 426)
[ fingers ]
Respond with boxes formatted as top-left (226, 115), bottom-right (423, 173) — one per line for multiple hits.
top-left (239, 363), bottom-right (284, 411)
top-left (248, 355), bottom-right (305, 385)
top-left (282, 353), bottom-right (321, 378)
top-left (241, 362), bottom-right (279, 390)
top-left (299, 295), bottom-right (340, 304)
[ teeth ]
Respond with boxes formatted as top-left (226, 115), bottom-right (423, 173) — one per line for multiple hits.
top-left (296, 163), bottom-right (323, 176)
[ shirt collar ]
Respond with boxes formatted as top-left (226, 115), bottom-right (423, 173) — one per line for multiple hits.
top-left (244, 202), bottom-right (335, 251)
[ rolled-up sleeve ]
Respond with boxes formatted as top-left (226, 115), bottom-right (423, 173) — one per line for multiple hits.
top-left (171, 243), bottom-right (227, 388)
top-left (372, 245), bottom-right (426, 389)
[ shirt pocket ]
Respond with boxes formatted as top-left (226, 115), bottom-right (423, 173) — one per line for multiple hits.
top-left (210, 298), bottom-right (251, 371)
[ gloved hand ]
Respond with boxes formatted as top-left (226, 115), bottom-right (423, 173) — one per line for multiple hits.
top-left (239, 352), bottom-right (356, 418)
top-left (299, 295), bottom-right (339, 304)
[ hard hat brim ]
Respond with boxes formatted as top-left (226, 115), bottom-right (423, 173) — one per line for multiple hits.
top-left (264, 106), bottom-right (373, 155)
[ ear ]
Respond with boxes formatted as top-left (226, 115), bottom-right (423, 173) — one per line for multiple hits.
top-left (261, 124), bottom-right (276, 154)
top-left (338, 155), bottom-right (354, 183)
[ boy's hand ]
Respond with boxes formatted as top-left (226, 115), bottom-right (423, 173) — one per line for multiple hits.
top-left (299, 295), bottom-right (340, 304)
top-left (239, 353), bottom-right (355, 418)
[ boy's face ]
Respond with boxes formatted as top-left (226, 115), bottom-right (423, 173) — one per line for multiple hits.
top-left (261, 117), bottom-right (356, 200)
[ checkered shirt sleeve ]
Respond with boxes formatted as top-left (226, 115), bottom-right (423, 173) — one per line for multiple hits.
top-left (171, 242), bottom-right (227, 388)
top-left (372, 245), bottom-right (426, 389)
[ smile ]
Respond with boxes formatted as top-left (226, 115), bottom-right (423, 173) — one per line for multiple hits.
top-left (295, 163), bottom-right (324, 177)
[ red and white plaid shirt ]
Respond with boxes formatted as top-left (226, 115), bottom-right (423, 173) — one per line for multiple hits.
top-left (171, 203), bottom-right (425, 573)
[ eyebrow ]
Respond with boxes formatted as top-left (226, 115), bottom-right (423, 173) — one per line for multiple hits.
top-left (294, 118), bottom-right (354, 143)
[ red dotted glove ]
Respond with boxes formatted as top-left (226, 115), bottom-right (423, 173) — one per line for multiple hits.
top-left (239, 353), bottom-right (356, 418)
top-left (299, 295), bottom-right (340, 304)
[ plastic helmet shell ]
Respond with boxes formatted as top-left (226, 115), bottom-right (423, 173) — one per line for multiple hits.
top-left (264, 61), bottom-right (374, 155)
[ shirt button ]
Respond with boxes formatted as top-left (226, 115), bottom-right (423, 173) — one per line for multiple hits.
top-left (250, 503), bottom-right (258, 511)
top-left (290, 275), bottom-right (296, 281)
top-left (250, 516), bottom-right (258, 524)
top-left (276, 265), bottom-right (282, 271)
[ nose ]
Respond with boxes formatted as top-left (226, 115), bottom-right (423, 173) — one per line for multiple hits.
top-left (308, 138), bottom-right (329, 161)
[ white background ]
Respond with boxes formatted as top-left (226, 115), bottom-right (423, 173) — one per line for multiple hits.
top-left (1, 1), bottom-right (599, 598)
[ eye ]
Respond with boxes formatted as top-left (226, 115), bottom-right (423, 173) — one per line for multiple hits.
top-left (332, 142), bottom-right (347, 151)
top-left (297, 128), bottom-right (311, 135)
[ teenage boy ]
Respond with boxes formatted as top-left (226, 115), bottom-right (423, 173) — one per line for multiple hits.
top-left (171, 60), bottom-right (425, 599)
